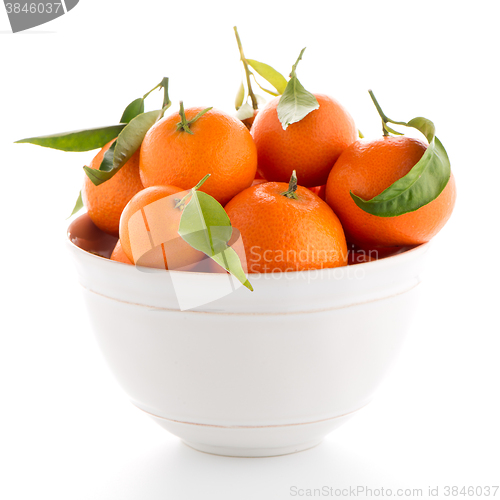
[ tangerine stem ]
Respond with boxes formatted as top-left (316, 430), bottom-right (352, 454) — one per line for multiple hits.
top-left (160, 77), bottom-right (170, 108)
top-left (368, 90), bottom-right (407, 137)
top-left (193, 173), bottom-right (211, 191)
top-left (281, 170), bottom-right (299, 200)
top-left (143, 77), bottom-right (169, 101)
top-left (234, 26), bottom-right (259, 110)
top-left (290, 48), bottom-right (307, 78)
top-left (176, 102), bottom-right (213, 134)
top-left (174, 174), bottom-right (211, 210)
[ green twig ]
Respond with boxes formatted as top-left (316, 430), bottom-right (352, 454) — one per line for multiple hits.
top-left (234, 26), bottom-right (259, 110)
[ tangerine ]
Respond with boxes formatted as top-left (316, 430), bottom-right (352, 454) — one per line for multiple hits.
top-left (241, 109), bottom-right (259, 130)
top-left (225, 172), bottom-right (347, 273)
top-left (309, 185), bottom-right (326, 200)
top-left (251, 94), bottom-right (357, 186)
top-left (325, 136), bottom-right (457, 247)
top-left (119, 185), bottom-right (205, 270)
top-left (82, 140), bottom-right (144, 237)
top-left (139, 105), bottom-right (257, 206)
top-left (110, 239), bottom-right (133, 265)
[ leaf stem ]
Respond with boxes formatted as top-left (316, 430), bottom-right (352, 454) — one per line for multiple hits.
top-left (368, 89), bottom-right (406, 137)
top-left (143, 78), bottom-right (167, 100)
top-left (176, 102), bottom-right (213, 134)
top-left (281, 170), bottom-right (299, 199)
top-left (174, 174), bottom-right (211, 210)
top-left (193, 173), bottom-right (211, 191)
top-left (142, 77), bottom-right (171, 122)
top-left (290, 48), bottom-right (307, 78)
top-left (160, 77), bottom-right (170, 108)
top-left (234, 26), bottom-right (259, 110)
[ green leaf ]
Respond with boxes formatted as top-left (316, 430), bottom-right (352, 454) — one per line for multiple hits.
top-left (99, 141), bottom-right (116, 172)
top-left (235, 102), bottom-right (255, 121)
top-left (247, 59), bottom-right (287, 94)
top-left (178, 190), bottom-right (253, 291)
top-left (84, 107), bottom-right (169, 186)
top-left (276, 48), bottom-right (319, 130)
top-left (120, 98), bottom-right (145, 123)
top-left (251, 75), bottom-right (279, 97)
top-left (113, 109), bottom-right (166, 171)
top-left (350, 116), bottom-right (451, 217)
top-left (235, 81), bottom-right (245, 110)
top-left (407, 117), bottom-right (435, 142)
top-left (179, 191), bottom-right (232, 255)
top-left (83, 164), bottom-right (114, 185)
top-left (277, 76), bottom-right (319, 130)
top-left (255, 94), bottom-right (267, 106)
top-left (67, 190), bottom-right (84, 219)
top-left (210, 247), bottom-right (253, 291)
top-left (15, 124), bottom-right (126, 152)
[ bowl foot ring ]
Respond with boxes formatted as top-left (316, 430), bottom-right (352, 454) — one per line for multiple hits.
top-left (182, 438), bottom-right (323, 457)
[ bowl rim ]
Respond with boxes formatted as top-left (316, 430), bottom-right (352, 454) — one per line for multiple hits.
top-left (66, 218), bottom-right (431, 279)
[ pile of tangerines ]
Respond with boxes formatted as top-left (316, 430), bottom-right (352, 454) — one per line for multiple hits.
top-left (18, 30), bottom-right (456, 284)
top-left (83, 90), bottom-right (455, 276)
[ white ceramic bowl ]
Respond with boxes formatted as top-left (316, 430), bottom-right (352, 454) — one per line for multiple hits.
top-left (67, 214), bottom-right (428, 457)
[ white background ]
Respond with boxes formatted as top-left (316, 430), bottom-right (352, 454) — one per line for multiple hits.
top-left (1, 1), bottom-right (499, 499)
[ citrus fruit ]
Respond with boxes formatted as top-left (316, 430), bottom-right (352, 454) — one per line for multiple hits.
top-left (241, 109), bottom-right (259, 130)
top-left (347, 243), bottom-right (407, 265)
top-left (309, 185), bottom-right (326, 200)
top-left (82, 140), bottom-right (144, 237)
top-left (139, 106), bottom-right (258, 206)
top-left (325, 136), bottom-right (457, 247)
top-left (251, 94), bottom-right (357, 186)
top-left (110, 239), bottom-right (133, 265)
top-left (190, 257), bottom-right (228, 274)
top-left (225, 172), bottom-right (347, 273)
top-left (119, 185), bottom-right (205, 270)
top-left (251, 178), bottom-right (267, 187)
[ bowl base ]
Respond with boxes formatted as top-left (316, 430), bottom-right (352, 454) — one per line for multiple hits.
top-left (182, 438), bottom-right (323, 458)
top-left (136, 404), bottom-right (363, 458)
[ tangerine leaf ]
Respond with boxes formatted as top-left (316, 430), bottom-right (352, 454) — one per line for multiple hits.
top-left (83, 141), bottom-right (116, 185)
top-left (120, 98), bottom-right (145, 123)
top-left (112, 108), bottom-right (166, 171)
top-left (235, 81), bottom-right (245, 110)
top-left (67, 190), bottom-right (84, 219)
top-left (350, 116), bottom-right (451, 217)
top-left (210, 246), bottom-right (253, 291)
top-left (178, 190), bottom-right (252, 291)
top-left (235, 102), bottom-right (254, 121)
top-left (255, 94), bottom-right (267, 105)
top-left (83, 164), bottom-right (114, 185)
top-left (277, 75), bottom-right (319, 130)
top-left (407, 117), bottom-right (436, 143)
top-left (15, 124), bottom-right (126, 152)
top-left (276, 48), bottom-right (318, 130)
top-left (252, 75), bottom-right (279, 97)
top-left (99, 141), bottom-right (116, 172)
top-left (179, 191), bottom-right (232, 255)
top-left (86, 107), bottom-right (169, 186)
top-left (247, 59), bottom-right (287, 94)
